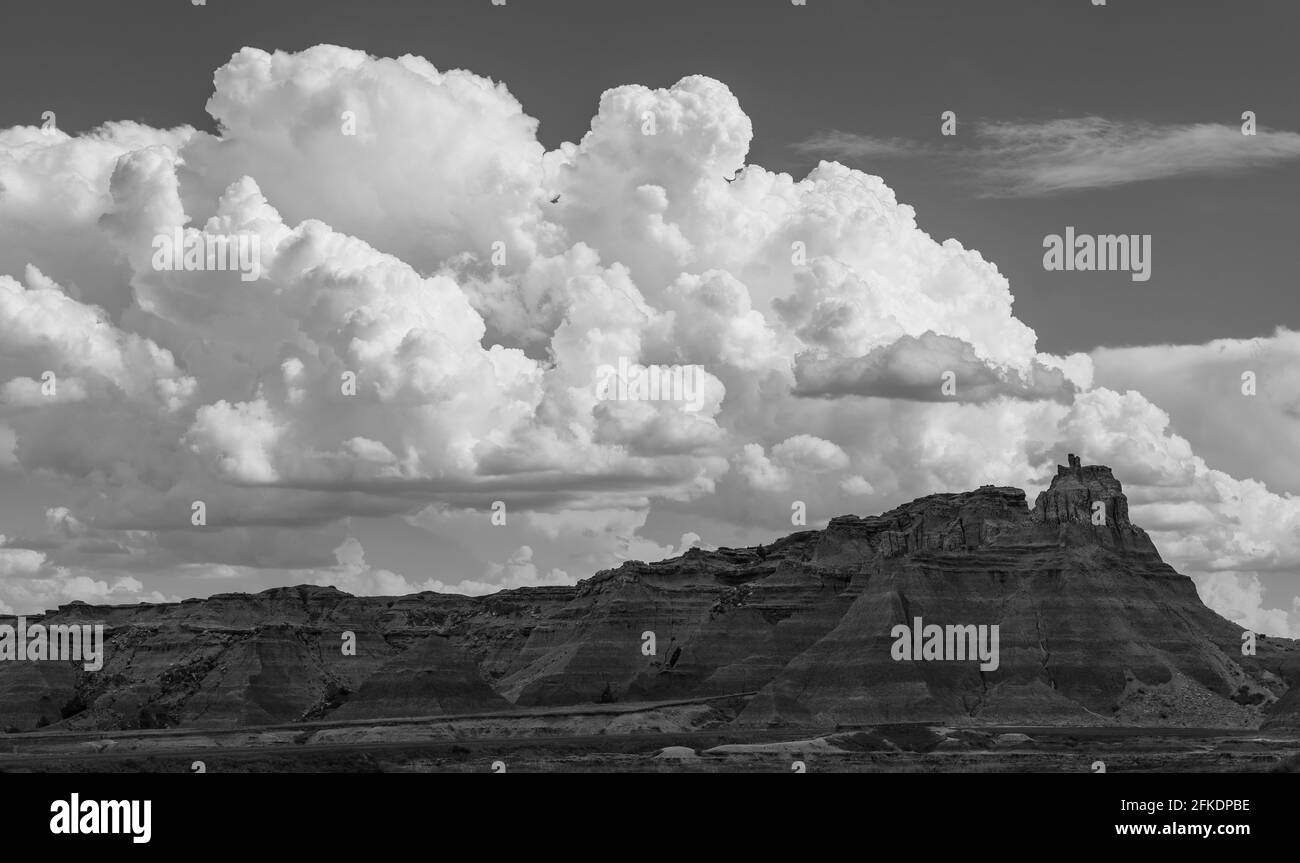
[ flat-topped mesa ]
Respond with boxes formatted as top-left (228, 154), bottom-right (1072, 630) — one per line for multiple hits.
top-left (812, 460), bottom-right (1167, 563)
top-left (2, 457), bottom-right (1278, 735)
top-left (565, 460), bottom-right (1165, 592)
top-left (815, 485), bottom-right (1030, 562)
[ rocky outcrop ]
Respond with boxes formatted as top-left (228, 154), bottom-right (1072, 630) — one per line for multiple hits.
top-left (3, 457), bottom-right (1298, 732)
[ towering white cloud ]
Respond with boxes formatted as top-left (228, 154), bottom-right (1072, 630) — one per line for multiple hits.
top-left (0, 45), bottom-right (1296, 637)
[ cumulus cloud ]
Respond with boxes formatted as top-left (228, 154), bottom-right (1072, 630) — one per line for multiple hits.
top-left (0, 534), bottom-right (171, 615)
top-left (0, 122), bottom-right (193, 319)
top-left (184, 45), bottom-right (552, 272)
top-left (0, 45), bottom-right (1297, 634)
top-left (734, 435), bottom-right (851, 494)
top-left (793, 331), bottom-right (1077, 402)
top-left (0, 544), bottom-right (45, 579)
top-left (309, 537), bottom-right (436, 597)
top-left (306, 537), bottom-right (571, 598)
top-left (1192, 573), bottom-right (1297, 640)
top-left (1092, 330), bottom-right (1300, 495)
top-left (427, 545), bottom-right (572, 596)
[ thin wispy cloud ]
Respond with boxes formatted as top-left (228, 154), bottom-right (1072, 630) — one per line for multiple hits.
top-left (796, 117), bottom-right (1300, 196)
top-left (792, 130), bottom-right (925, 160)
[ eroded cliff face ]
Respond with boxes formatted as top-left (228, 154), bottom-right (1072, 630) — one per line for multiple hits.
top-left (3, 458), bottom-right (1298, 732)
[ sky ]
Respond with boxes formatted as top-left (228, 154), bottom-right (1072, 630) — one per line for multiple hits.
top-left (0, 0), bottom-right (1298, 636)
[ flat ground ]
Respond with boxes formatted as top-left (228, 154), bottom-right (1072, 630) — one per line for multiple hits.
top-left (1, 695), bottom-right (1296, 773)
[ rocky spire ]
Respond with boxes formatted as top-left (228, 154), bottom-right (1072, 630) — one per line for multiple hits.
top-left (1036, 454), bottom-right (1133, 534)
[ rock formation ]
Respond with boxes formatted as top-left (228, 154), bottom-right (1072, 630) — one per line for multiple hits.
top-left (3, 457), bottom-right (1298, 732)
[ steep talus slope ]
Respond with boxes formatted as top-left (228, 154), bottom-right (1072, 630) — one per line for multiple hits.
top-left (2, 457), bottom-right (1298, 731)
top-left (736, 457), bottom-right (1270, 727)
